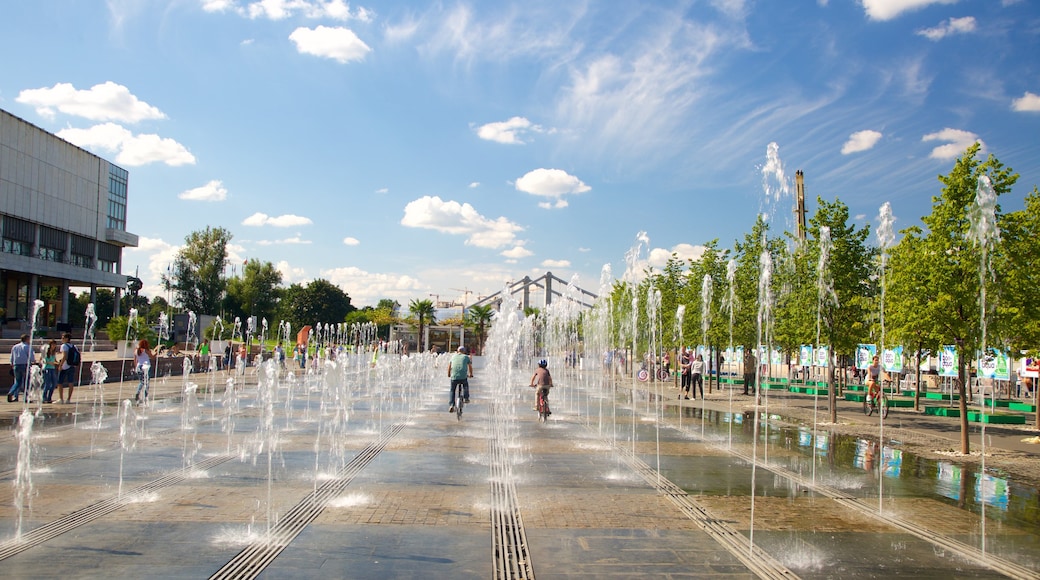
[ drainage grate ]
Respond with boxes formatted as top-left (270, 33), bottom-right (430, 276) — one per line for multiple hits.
top-left (489, 403), bottom-right (535, 580)
top-left (609, 445), bottom-right (799, 580)
top-left (0, 453), bottom-right (234, 561)
top-left (210, 423), bottom-right (404, 580)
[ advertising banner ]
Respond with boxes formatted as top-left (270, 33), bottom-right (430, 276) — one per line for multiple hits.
top-left (1022, 357), bottom-right (1039, 379)
top-left (856, 344), bottom-right (877, 370)
top-left (814, 345), bottom-right (830, 368)
top-left (939, 345), bottom-right (959, 377)
top-left (978, 349), bottom-right (1010, 380)
top-left (882, 346), bottom-right (903, 373)
top-left (799, 345), bottom-right (813, 367)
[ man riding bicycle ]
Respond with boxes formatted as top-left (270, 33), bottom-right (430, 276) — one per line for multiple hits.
top-left (448, 346), bottom-right (473, 413)
top-left (529, 359), bottom-right (553, 414)
top-left (866, 355), bottom-right (883, 404)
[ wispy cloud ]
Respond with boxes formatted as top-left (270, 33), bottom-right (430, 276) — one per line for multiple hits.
top-left (501, 245), bottom-right (533, 259)
top-left (255, 236), bottom-right (312, 246)
top-left (290, 26), bottom-right (371, 63)
top-left (242, 212), bottom-right (313, 227)
top-left (342, 237), bottom-right (360, 246)
top-left (321, 265), bottom-right (424, 305)
top-left (916, 16), bottom-right (976, 41)
top-left (401, 195), bottom-right (524, 249)
top-left (16, 81), bottom-right (165, 123)
top-left (205, 0), bottom-right (374, 22)
top-left (178, 180), bottom-right (227, 201)
top-left (541, 259), bottom-right (571, 268)
top-left (841, 130), bottom-right (883, 154)
top-left (921, 128), bottom-right (984, 160)
top-left (57, 123), bottom-right (195, 166)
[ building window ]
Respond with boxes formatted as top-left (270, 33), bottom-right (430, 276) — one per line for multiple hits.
top-left (40, 247), bottom-right (65, 263)
top-left (98, 260), bottom-right (115, 273)
top-left (2, 238), bottom-right (32, 256)
top-left (71, 253), bottom-right (93, 268)
top-left (107, 165), bottom-right (128, 231)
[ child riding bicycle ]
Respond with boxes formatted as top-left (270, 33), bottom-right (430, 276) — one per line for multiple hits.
top-left (866, 355), bottom-right (883, 405)
top-left (529, 359), bottom-right (553, 415)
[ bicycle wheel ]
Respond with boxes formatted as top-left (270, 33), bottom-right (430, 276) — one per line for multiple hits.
top-left (455, 389), bottom-right (464, 421)
top-left (880, 394), bottom-right (889, 419)
top-left (863, 398), bottom-right (872, 416)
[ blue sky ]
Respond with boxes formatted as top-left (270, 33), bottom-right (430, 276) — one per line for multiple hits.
top-left (2, 0), bottom-right (1038, 309)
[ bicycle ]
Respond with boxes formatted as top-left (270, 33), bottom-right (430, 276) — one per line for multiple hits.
top-left (863, 384), bottom-right (889, 419)
top-left (637, 362), bottom-right (670, 382)
top-left (452, 381), bottom-right (465, 421)
top-left (536, 388), bottom-right (551, 422)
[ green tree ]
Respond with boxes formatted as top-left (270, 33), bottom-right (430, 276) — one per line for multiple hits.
top-left (408, 298), bottom-right (436, 352)
top-left (466, 304), bottom-right (495, 355)
top-left (996, 186), bottom-right (1040, 354)
top-left (163, 226), bottom-right (232, 315)
top-left (280, 279), bottom-right (355, 330)
top-left (224, 259), bottom-right (284, 325)
top-left (908, 144), bottom-right (1018, 453)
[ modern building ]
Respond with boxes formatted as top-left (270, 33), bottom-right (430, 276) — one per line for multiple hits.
top-left (0, 107), bottom-right (138, 336)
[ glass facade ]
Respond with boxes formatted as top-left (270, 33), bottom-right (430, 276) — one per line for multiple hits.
top-left (107, 165), bottom-right (128, 231)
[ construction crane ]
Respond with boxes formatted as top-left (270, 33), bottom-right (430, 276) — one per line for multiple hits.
top-left (450, 287), bottom-right (473, 345)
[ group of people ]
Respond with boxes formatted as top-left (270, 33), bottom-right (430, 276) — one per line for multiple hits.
top-left (445, 346), bottom-right (554, 416)
top-left (679, 349), bottom-right (706, 399)
top-left (6, 332), bottom-right (80, 404)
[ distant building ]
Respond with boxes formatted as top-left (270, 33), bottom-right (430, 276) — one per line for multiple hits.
top-left (0, 108), bottom-right (138, 335)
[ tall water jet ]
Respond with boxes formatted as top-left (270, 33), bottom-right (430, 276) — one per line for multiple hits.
top-left (875, 204), bottom-right (896, 512)
top-left (118, 399), bottom-right (139, 498)
top-left (813, 225), bottom-right (838, 485)
top-left (674, 305), bottom-right (685, 429)
top-left (90, 360), bottom-right (109, 431)
top-left (749, 247), bottom-right (774, 552)
top-left (968, 174), bottom-right (1000, 555)
top-left (724, 259), bottom-right (738, 447)
top-left (187, 311), bottom-right (198, 352)
top-left (700, 274), bottom-right (713, 437)
top-left (13, 409), bottom-right (35, 540)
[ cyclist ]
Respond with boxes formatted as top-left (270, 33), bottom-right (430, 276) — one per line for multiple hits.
top-left (529, 359), bottom-right (553, 414)
top-left (448, 346), bottom-right (473, 413)
top-left (866, 355), bottom-right (882, 407)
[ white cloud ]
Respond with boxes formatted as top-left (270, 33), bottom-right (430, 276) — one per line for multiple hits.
top-left (469, 182), bottom-right (480, 188)
top-left (201, 0), bottom-right (236, 13)
top-left (255, 236), bottom-right (311, 245)
top-left (501, 246), bottom-right (533, 259)
top-left (123, 236), bottom-right (178, 299)
top-left (921, 128), bottom-right (984, 160)
top-left (515, 168), bottom-right (590, 208)
top-left (57, 123), bottom-right (195, 166)
top-left (342, 237), bottom-right (360, 246)
top-left (861, 0), bottom-right (959, 21)
top-left (321, 266), bottom-right (425, 305)
top-left (178, 180), bottom-right (227, 201)
top-left (541, 259), bottom-right (571, 268)
top-left (289, 25), bottom-right (371, 63)
top-left (384, 18), bottom-right (420, 43)
top-left (16, 81), bottom-right (165, 123)
top-left (376, 187), bottom-right (388, 193)
top-left (275, 260), bottom-right (308, 284)
top-left (242, 212), bottom-right (313, 227)
top-left (916, 16), bottom-right (976, 40)
top-left (225, 0), bottom-right (373, 21)
top-left (475, 116), bottom-right (545, 144)
top-left (648, 244), bottom-right (706, 268)
top-left (400, 195), bottom-right (523, 249)
top-left (1012, 91), bottom-right (1040, 112)
top-left (841, 130), bottom-right (883, 154)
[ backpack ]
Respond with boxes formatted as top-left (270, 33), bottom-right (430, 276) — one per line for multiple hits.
top-left (67, 343), bottom-right (81, 366)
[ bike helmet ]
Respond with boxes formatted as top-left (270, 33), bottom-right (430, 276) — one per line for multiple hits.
top-left (538, 359), bottom-right (548, 368)
top-left (457, 346), bottom-right (467, 354)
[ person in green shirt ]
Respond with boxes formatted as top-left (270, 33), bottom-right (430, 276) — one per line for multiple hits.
top-left (448, 346), bottom-right (474, 412)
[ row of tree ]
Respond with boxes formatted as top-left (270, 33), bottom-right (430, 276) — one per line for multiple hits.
top-left (606, 145), bottom-right (1039, 453)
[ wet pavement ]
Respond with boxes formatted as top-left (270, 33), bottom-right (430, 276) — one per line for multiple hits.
top-left (0, 357), bottom-right (1038, 579)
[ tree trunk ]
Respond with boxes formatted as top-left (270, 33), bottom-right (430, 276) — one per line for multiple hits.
top-left (958, 347), bottom-right (970, 455)
top-left (828, 351), bottom-right (837, 424)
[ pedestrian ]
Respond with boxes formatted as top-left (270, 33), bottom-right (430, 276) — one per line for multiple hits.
top-left (134, 339), bottom-right (164, 403)
top-left (743, 349), bottom-right (757, 395)
top-left (680, 349), bottom-right (692, 399)
top-left (295, 343), bottom-right (307, 369)
top-left (275, 341), bottom-right (286, 369)
top-left (41, 339), bottom-right (59, 403)
top-left (691, 353), bottom-right (705, 399)
top-left (447, 345), bottom-right (474, 412)
top-left (56, 332), bottom-right (79, 404)
top-left (7, 334), bottom-right (32, 403)
top-left (529, 358), bottom-right (553, 414)
top-left (224, 342), bottom-right (234, 374)
top-left (199, 339), bottom-right (211, 371)
top-left (237, 343), bottom-right (248, 376)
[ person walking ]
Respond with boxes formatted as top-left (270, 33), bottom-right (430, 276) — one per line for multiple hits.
top-left (529, 359), bottom-right (553, 414)
top-left (56, 332), bottom-right (79, 404)
top-left (7, 334), bottom-right (33, 403)
top-left (679, 349), bottom-right (692, 399)
top-left (447, 346), bottom-right (473, 413)
top-left (743, 349), bottom-right (757, 395)
top-left (134, 339), bottom-right (163, 403)
top-left (691, 353), bottom-right (705, 399)
top-left (41, 339), bottom-right (59, 403)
